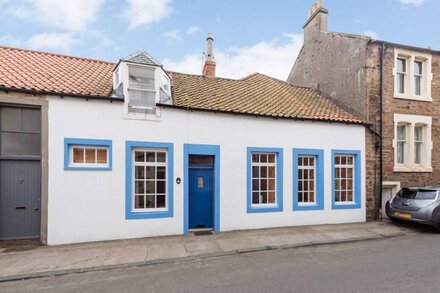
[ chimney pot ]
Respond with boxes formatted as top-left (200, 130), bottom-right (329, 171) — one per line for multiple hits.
top-left (317, 0), bottom-right (323, 9)
top-left (202, 33), bottom-right (216, 77)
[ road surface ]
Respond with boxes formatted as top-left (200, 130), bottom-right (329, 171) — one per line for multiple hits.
top-left (1, 227), bottom-right (439, 292)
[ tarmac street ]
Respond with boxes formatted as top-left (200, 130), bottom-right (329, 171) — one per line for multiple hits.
top-left (1, 229), bottom-right (439, 293)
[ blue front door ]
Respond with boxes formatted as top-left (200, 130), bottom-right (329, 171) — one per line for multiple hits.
top-left (189, 167), bottom-right (214, 229)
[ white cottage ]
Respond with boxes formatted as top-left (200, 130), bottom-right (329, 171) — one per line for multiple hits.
top-left (0, 36), bottom-right (367, 245)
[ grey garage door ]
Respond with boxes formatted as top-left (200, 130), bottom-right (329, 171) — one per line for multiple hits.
top-left (0, 106), bottom-right (41, 240)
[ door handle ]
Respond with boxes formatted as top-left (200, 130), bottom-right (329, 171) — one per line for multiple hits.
top-left (34, 207), bottom-right (40, 211)
top-left (15, 206), bottom-right (26, 210)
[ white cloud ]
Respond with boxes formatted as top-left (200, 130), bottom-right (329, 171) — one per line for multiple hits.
top-left (27, 32), bottom-right (76, 53)
top-left (0, 34), bottom-right (22, 47)
top-left (397, 0), bottom-right (426, 6)
top-left (363, 31), bottom-right (378, 39)
top-left (164, 29), bottom-right (181, 43)
top-left (3, 0), bottom-right (104, 32)
top-left (124, 0), bottom-right (172, 29)
top-left (187, 26), bottom-right (200, 35)
top-left (163, 33), bottom-right (303, 80)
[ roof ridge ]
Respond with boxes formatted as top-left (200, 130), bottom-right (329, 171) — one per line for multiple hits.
top-left (243, 72), bottom-right (319, 91)
top-left (167, 70), bottom-right (244, 82)
top-left (0, 45), bottom-right (116, 65)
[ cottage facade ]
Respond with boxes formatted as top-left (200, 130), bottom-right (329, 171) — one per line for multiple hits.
top-left (1, 36), bottom-right (366, 245)
top-left (288, 0), bottom-right (440, 219)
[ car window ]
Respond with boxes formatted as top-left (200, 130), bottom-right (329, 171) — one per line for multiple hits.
top-left (398, 188), bottom-right (438, 200)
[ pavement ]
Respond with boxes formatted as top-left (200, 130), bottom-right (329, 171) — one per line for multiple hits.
top-left (2, 229), bottom-right (438, 293)
top-left (0, 221), bottom-right (419, 282)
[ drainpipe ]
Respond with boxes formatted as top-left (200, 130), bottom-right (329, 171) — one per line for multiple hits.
top-left (378, 43), bottom-right (385, 220)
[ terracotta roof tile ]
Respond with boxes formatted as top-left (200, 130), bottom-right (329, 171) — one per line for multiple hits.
top-left (169, 72), bottom-right (363, 124)
top-left (0, 45), bottom-right (115, 97)
top-left (0, 46), bottom-right (363, 124)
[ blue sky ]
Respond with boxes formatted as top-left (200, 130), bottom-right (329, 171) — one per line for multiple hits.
top-left (0, 0), bottom-right (438, 80)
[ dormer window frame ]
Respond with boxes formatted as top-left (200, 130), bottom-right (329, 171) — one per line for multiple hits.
top-left (113, 51), bottom-right (173, 120)
top-left (127, 64), bottom-right (157, 114)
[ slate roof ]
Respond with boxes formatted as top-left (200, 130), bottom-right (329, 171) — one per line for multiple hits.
top-left (121, 50), bottom-right (161, 66)
top-left (169, 72), bottom-right (363, 124)
top-left (0, 45), bottom-right (363, 124)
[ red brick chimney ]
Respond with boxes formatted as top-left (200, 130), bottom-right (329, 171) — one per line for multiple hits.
top-left (202, 33), bottom-right (216, 78)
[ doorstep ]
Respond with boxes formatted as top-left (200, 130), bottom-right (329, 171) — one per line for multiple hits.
top-left (0, 221), bottom-right (410, 282)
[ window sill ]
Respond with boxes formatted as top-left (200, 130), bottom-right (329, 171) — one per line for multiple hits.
top-left (393, 93), bottom-right (432, 102)
top-left (332, 202), bottom-right (361, 210)
top-left (122, 112), bottom-right (161, 121)
top-left (247, 205), bottom-right (283, 213)
top-left (126, 209), bottom-right (172, 219)
top-left (64, 166), bottom-right (111, 171)
top-left (294, 203), bottom-right (324, 211)
top-left (393, 165), bottom-right (433, 173)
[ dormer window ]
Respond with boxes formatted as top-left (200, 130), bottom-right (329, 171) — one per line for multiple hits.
top-left (114, 50), bottom-right (172, 118)
top-left (160, 74), bottom-right (171, 103)
top-left (127, 65), bottom-right (156, 114)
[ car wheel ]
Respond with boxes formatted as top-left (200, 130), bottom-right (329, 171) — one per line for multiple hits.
top-left (389, 216), bottom-right (401, 224)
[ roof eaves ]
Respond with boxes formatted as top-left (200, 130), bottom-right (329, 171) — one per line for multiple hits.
top-left (157, 103), bottom-right (367, 126)
top-left (0, 86), bottom-right (124, 102)
top-left (369, 39), bottom-right (440, 54)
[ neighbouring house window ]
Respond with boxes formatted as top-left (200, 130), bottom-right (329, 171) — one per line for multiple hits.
top-left (394, 50), bottom-right (432, 101)
top-left (128, 65), bottom-right (156, 114)
top-left (0, 106), bottom-right (41, 157)
top-left (414, 125), bottom-right (424, 165)
top-left (247, 147), bottom-right (283, 213)
top-left (251, 153), bottom-right (277, 205)
top-left (334, 155), bottom-right (354, 203)
top-left (396, 124), bottom-right (407, 165)
top-left (64, 138), bottom-right (112, 170)
top-left (133, 149), bottom-right (167, 210)
top-left (293, 149), bottom-right (324, 211)
top-left (125, 141), bottom-right (174, 220)
top-left (298, 156), bottom-right (316, 204)
top-left (332, 150), bottom-right (361, 209)
top-left (414, 61), bottom-right (423, 96)
top-left (393, 114), bottom-right (432, 172)
top-left (396, 58), bottom-right (406, 94)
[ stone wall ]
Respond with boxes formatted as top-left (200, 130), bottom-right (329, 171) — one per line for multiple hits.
top-left (377, 44), bottom-right (440, 187)
top-left (287, 30), bottom-right (370, 120)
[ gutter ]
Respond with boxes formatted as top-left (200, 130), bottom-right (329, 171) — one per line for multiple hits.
top-left (370, 39), bottom-right (439, 55)
top-left (157, 103), bottom-right (370, 127)
top-left (0, 86), bottom-right (124, 102)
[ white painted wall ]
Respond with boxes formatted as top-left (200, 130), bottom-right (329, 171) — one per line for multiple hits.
top-left (47, 97), bottom-right (366, 245)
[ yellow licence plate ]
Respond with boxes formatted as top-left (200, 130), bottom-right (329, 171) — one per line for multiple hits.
top-left (394, 212), bottom-right (412, 219)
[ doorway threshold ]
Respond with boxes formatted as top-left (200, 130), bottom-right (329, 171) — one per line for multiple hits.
top-left (189, 228), bottom-right (214, 236)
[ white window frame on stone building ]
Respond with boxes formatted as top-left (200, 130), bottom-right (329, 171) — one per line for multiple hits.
top-left (393, 49), bottom-right (432, 102)
top-left (393, 114), bottom-right (432, 172)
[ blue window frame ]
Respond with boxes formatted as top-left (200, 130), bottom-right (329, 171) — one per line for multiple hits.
top-left (331, 150), bottom-right (361, 209)
top-left (293, 148), bottom-right (324, 211)
top-left (125, 141), bottom-right (174, 219)
top-left (64, 138), bottom-right (112, 171)
top-left (247, 147), bottom-right (283, 213)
